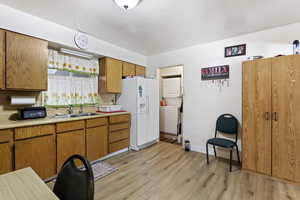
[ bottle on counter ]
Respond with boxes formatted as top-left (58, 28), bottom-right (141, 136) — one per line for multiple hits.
top-left (293, 40), bottom-right (299, 55)
top-left (160, 98), bottom-right (167, 106)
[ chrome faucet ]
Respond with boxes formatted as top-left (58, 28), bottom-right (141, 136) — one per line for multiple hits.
top-left (67, 105), bottom-right (74, 114)
top-left (79, 105), bottom-right (84, 114)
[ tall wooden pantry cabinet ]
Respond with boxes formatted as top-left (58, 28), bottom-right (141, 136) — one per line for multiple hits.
top-left (242, 54), bottom-right (300, 183)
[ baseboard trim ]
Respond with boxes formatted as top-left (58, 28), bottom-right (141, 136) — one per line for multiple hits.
top-left (98, 148), bottom-right (129, 161)
top-left (191, 144), bottom-right (240, 161)
top-left (190, 145), bottom-right (214, 155)
top-left (130, 140), bottom-right (159, 151)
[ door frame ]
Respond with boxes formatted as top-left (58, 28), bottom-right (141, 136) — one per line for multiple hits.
top-left (156, 64), bottom-right (185, 145)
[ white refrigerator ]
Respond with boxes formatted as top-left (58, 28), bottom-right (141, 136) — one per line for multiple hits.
top-left (118, 77), bottom-right (159, 151)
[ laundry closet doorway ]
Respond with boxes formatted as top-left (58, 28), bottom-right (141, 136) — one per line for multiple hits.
top-left (157, 65), bottom-right (184, 145)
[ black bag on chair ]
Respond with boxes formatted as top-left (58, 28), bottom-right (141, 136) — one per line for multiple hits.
top-left (53, 154), bottom-right (94, 200)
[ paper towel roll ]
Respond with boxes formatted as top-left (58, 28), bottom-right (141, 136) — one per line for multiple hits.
top-left (11, 96), bottom-right (36, 105)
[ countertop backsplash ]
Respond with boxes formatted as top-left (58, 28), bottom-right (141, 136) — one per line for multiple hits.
top-left (0, 91), bottom-right (116, 120)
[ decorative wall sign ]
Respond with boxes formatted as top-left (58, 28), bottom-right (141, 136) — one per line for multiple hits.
top-left (201, 65), bottom-right (229, 81)
top-left (225, 44), bottom-right (246, 57)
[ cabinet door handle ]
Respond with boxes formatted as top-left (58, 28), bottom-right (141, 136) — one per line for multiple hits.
top-left (264, 112), bottom-right (270, 120)
top-left (272, 112), bottom-right (278, 121)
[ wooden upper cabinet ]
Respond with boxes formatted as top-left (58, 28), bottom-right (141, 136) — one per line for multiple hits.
top-left (6, 32), bottom-right (48, 91)
top-left (242, 59), bottom-right (272, 175)
top-left (99, 57), bottom-right (122, 93)
top-left (135, 65), bottom-right (146, 77)
top-left (0, 30), bottom-right (4, 90)
top-left (122, 62), bottom-right (135, 77)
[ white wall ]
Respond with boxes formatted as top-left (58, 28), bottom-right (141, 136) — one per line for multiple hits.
top-left (148, 23), bottom-right (300, 157)
top-left (0, 4), bottom-right (146, 66)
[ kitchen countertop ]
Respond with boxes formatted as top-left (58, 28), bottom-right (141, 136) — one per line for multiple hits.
top-left (0, 111), bottom-right (130, 130)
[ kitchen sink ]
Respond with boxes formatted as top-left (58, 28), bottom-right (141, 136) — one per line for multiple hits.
top-left (54, 112), bottom-right (100, 119)
top-left (71, 112), bottom-right (99, 117)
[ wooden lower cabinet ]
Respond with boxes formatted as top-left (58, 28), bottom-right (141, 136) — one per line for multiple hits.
top-left (0, 115), bottom-right (130, 178)
top-left (14, 135), bottom-right (56, 179)
top-left (0, 129), bottom-right (13, 175)
top-left (86, 126), bottom-right (108, 161)
top-left (57, 129), bottom-right (86, 170)
top-left (108, 114), bottom-right (131, 153)
top-left (0, 143), bottom-right (13, 174)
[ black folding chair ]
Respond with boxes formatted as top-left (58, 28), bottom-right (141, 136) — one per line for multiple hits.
top-left (53, 154), bottom-right (94, 200)
top-left (206, 114), bottom-right (240, 172)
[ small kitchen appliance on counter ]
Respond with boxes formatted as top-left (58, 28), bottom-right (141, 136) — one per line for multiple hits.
top-left (18, 107), bottom-right (47, 120)
top-left (97, 105), bottom-right (123, 113)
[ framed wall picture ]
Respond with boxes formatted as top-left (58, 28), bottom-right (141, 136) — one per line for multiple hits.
top-left (201, 65), bottom-right (229, 81)
top-left (225, 44), bottom-right (246, 57)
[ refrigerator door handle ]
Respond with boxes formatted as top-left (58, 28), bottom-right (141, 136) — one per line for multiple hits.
top-left (146, 96), bottom-right (150, 114)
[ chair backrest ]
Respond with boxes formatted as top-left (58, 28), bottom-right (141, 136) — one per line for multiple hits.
top-left (53, 155), bottom-right (94, 200)
top-left (215, 114), bottom-right (239, 141)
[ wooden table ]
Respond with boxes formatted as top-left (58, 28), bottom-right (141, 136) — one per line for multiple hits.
top-left (0, 167), bottom-right (59, 200)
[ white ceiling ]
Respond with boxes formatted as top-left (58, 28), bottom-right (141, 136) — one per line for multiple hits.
top-left (1, 0), bottom-right (300, 55)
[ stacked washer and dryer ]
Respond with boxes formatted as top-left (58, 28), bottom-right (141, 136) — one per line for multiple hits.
top-left (160, 77), bottom-right (183, 141)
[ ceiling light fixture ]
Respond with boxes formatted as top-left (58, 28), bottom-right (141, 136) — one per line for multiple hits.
top-left (113, 0), bottom-right (141, 10)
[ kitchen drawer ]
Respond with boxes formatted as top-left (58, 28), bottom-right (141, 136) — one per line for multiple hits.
top-left (109, 123), bottom-right (130, 132)
top-left (15, 124), bottom-right (55, 140)
top-left (56, 120), bottom-right (85, 133)
top-left (86, 117), bottom-right (108, 128)
top-left (109, 114), bottom-right (130, 124)
top-left (0, 129), bottom-right (13, 143)
top-left (109, 138), bottom-right (129, 153)
top-left (109, 129), bottom-right (129, 143)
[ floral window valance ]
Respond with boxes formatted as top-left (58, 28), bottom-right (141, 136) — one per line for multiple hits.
top-left (43, 75), bottom-right (100, 107)
top-left (48, 49), bottom-right (99, 75)
top-left (44, 49), bottom-right (100, 107)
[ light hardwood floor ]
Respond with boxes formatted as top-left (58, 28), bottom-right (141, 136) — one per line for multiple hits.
top-left (95, 142), bottom-right (300, 200)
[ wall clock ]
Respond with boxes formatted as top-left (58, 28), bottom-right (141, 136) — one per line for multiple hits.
top-left (74, 32), bottom-right (89, 49)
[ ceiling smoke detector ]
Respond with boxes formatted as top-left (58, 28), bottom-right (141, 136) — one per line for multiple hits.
top-left (113, 0), bottom-right (141, 10)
